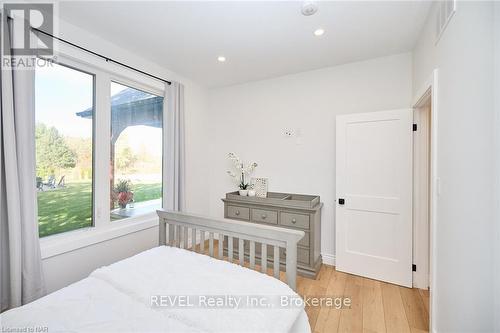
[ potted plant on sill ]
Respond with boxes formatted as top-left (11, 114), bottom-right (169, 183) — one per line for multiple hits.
top-left (114, 179), bottom-right (134, 209)
top-left (226, 152), bottom-right (258, 196)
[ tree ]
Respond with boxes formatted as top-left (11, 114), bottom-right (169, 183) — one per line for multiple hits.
top-left (115, 146), bottom-right (138, 172)
top-left (36, 123), bottom-right (77, 178)
top-left (66, 136), bottom-right (93, 180)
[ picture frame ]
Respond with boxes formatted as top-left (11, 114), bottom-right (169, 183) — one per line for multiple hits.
top-left (251, 177), bottom-right (268, 198)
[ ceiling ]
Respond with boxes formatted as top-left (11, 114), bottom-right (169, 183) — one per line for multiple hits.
top-left (59, 1), bottom-right (431, 88)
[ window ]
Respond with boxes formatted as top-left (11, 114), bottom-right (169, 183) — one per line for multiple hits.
top-left (34, 55), bottom-right (165, 247)
top-left (109, 82), bottom-right (163, 221)
top-left (35, 63), bottom-right (94, 237)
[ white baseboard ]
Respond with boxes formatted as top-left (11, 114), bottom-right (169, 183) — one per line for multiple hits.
top-left (322, 253), bottom-right (336, 266)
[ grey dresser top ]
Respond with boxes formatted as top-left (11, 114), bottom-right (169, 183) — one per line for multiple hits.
top-left (223, 191), bottom-right (322, 211)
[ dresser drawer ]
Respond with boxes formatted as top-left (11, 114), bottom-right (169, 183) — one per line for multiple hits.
top-left (251, 208), bottom-right (278, 224)
top-left (298, 247), bottom-right (310, 265)
top-left (280, 212), bottom-right (310, 229)
top-left (298, 232), bottom-right (310, 248)
top-left (227, 205), bottom-right (249, 220)
top-left (280, 247), bottom-right (310, 265)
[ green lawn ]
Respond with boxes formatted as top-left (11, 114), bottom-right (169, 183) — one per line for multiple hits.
top-left (37, 182), bottom-right (162, 237)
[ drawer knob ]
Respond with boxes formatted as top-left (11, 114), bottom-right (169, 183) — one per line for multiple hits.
top-left (235, 210), bottom-right (240, 216)
top-left (261, 214), bottom-right (267, 219)
top-left (291, 218), bottom-right (297, 223)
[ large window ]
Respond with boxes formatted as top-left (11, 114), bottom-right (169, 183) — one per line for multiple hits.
top-left (35, 63), bottom-right (94, 237)
top-left (109, 82), bottom-right (163, 221)
top-left (35, 57), bottom-right (165, 242)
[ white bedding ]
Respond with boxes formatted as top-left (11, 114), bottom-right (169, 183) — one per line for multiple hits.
top-left (1, 246), bottom-right (311, 333)
top-left (0, 277), bottom-right (200, 333)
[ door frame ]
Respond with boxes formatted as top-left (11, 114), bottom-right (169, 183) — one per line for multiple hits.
top-left (412, 69), bottom-right (439, 333)
top-left (412, 97), bottom-right (430, 290)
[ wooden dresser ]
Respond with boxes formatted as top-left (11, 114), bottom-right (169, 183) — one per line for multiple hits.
top-left (222, 192), bottom-right (322, 278)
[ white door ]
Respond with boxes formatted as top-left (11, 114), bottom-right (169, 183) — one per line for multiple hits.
top-left (336, 109), bottom-right (413, 287)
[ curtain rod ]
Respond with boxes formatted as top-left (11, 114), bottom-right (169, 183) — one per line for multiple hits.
top-left (6, 16), bottom-right (172, 85)
top-left (32, 27), bottom-right (172, 85)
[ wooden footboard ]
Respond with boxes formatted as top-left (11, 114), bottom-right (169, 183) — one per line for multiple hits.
top-left (157, 210), bottom-right (305, 291)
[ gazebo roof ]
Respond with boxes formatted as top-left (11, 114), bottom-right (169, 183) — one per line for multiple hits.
top-left (77, 88), bottom-right (164, 142)
top-left (76, 88), bottom-right (163, 119)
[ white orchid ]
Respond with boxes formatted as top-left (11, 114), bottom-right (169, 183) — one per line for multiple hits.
top-left (245, 162), bottom-right (258, 174)
top-left (226, 153), bottom-right (258, 190)
top-left (227, 153), bottom-right (244, 171)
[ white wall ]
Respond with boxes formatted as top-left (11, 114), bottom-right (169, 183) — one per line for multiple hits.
top-left (43, 227), bottom-right (158, 293)
top-left (41, 19), bottom-right (210, 293)
top-left (413, 2), bottom-right (496, 331)
top-left (206, 53), bottom-right (412, 263)
top-left (494, 3), bottom-right (500, 332)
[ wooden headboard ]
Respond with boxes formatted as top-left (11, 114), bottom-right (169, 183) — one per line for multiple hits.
top-left (157, 210), bottom-right (305, 291)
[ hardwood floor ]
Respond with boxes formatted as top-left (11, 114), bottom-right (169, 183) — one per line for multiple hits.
top-left (199, 240), bottom-right (429, 332)
top-left (296, 265), bottom-right (430, 333)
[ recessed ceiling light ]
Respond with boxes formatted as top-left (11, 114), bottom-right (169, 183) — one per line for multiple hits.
top-left (314, 28), bottom-right (325, 36)
top-left (217, 56), bottom-right (226, 62)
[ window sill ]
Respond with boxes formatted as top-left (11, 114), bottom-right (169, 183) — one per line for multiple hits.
top-left (39, 213), bottom-right (159, 259)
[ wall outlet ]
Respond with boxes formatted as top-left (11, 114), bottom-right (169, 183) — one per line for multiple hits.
top-left (284, 129), bottom-right (294, 137)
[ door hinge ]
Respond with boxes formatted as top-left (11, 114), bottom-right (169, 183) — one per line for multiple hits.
top-left (413, 124), bottom-right (418, 131)
top-left (412, 264), bottom-right (417, 272)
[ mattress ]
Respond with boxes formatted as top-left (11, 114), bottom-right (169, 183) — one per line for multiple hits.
top-left (1, 246), bottom-right (311, 333)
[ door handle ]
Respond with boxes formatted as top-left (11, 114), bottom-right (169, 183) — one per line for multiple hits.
top-left (338, 198), bottom-right (345, 205)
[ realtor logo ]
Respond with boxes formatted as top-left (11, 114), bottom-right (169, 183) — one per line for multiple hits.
top-left (2, 3), bottom-right (54, 56)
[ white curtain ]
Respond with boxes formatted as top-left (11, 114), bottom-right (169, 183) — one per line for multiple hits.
top-left (163, 82), bottom-right (185, 211)
top-left (0, 16), bottom-right (46, 311)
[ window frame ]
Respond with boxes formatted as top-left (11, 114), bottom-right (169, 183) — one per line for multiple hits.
top-left (38, 50), bottom-right (167, 259)
top-left (108, 79), bottom-right (165, 223)
top-left (35, 58), bottom-right (96, 236)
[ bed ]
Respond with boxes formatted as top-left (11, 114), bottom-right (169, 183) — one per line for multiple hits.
top-left (1, 210), bottom-right (310, 333)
